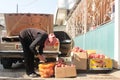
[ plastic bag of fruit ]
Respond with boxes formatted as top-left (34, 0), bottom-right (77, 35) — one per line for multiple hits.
top-left (38, 62), bottom-right (55, 78)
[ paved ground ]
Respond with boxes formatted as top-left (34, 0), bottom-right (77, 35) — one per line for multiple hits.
top-left (0, 62), bottom-right (120, 80)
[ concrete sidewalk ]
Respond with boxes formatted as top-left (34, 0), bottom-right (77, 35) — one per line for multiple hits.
top-left (109, 69), bottom-right (120, 78)
top-left (0, 69), bottom-right (120, 80)
top-left (0, 63), bottom-right (120, 80)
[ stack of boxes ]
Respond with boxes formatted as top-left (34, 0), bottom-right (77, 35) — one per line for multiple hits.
top-left (54, 48), bottom-right (88, 78)
top-left (38, 47), bottom-right (113, 78)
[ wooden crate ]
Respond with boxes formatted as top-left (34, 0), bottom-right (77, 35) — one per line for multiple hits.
top-left (4, 13), bottom-right (53, 36)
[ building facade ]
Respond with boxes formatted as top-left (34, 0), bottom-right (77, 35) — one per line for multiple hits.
top-left (55, 0), bottom-right (120, 69)
top-left (66, 0), bottom-right (114, 38)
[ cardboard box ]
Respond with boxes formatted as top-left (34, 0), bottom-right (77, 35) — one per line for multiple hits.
top-left (89, 58), bottom-right (113, 70)
top-left (55, 66), bottom-right (77, 78)
top-left (72, 52), bottom-right (88, 70)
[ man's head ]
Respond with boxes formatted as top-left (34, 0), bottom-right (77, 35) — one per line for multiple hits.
top-left (48, 33), bottom-right (56, 43)
top-left (48, 33), bottom-right (55, 38)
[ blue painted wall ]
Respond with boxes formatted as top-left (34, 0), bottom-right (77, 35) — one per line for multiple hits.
top-left (74, 21), bottom-right (114, 59)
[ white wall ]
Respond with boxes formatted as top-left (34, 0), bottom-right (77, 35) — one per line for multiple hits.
top-left (58, 0), bottom-right (77, 9)
top-left (54, 25), bottom-right (66, 31)
top-left (58, 0), bottom-right (67, 8)
top-left (0, 14), bottom-right (5, 27)
top-left (67, 0), bottom-right (76, 9)
top-left (114, 0), bottom-right (120, 69)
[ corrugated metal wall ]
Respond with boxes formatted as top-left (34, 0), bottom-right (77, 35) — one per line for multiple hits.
top-left (74, 21), bottom-right (114, 58)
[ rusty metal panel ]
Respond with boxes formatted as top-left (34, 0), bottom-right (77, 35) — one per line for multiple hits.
top-left (4, 14), bottom-right (53, 36)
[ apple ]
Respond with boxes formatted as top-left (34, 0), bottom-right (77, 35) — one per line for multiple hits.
top-left (89, 53), bottom-right (95, 59)
top-left (99, 54), bottom-right (105, 59)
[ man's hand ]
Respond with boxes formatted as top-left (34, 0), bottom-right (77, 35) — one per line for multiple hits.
top-left (37, 54), bottom-right (46, 62)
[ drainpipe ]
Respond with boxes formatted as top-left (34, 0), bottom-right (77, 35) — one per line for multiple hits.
top-left (114, 0), bottom-right (120, 69)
